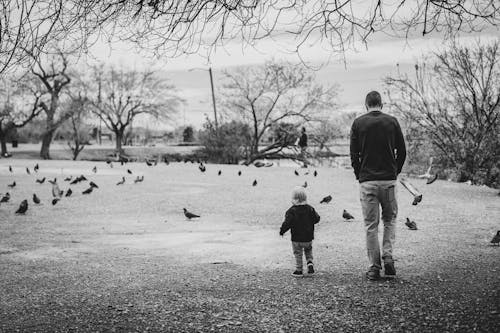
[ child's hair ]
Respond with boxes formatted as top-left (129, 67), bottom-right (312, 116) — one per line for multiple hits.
top-left (291, 187), bottom-right (307, 205)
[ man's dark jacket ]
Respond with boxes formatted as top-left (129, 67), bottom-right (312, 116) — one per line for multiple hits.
top-left (350, 110), bottom-right (406, 183)
top-left (280, 204), bottom-right (320, 242)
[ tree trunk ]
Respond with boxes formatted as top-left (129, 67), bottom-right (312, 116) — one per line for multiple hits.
top-left (40, 129), bottom-right (55, 160)
top-left (0, 129), bottom-right (7, 156)
top-left (115, 130), bottom-right (124, 154)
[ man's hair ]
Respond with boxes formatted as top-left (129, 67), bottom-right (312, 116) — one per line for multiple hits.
top-left (365, 91), bottom-right (382, 108)
top-left (292, 187), bottom-right (307, 205)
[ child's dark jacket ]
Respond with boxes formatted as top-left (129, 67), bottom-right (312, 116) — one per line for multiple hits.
top-left (280, 204), bottom-right (320, 242)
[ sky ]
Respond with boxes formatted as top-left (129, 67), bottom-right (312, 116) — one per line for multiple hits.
top-left (82, 26), bottom-right (498, 130)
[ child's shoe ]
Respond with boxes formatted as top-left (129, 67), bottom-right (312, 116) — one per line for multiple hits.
top-left (291, 270), bottom-right (303, 277)
top-left (307, 262), bottom-right (314, 274)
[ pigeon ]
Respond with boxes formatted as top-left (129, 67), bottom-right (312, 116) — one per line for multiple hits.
top-left (82, 187), bottom-right (93, 194)
top-left (127, 169), bottom-right (132, 174)
top-left (64, 176), bottom-right (72, 182)
top-left (15, 200), bottom-right (28, 214)
top-left (254, 161), bottom-right (265, 168)
top-left (238, 170), bottom-right (242, 176)
top-left (426, 174), bottom-right (438, 185)
top-left (80, 175), bottom-right (87, 181)
top-left (218, 170), bottom-right (222, 176)
top-left (8, 165), bottom-right (12, 172)
top-left (342, 209), bottom-right (355, 221)
top-left (304, 171), bottom-right (309, 175)
top-left (34, 163), bottom-right (39, 172)
top-left (52, 198), bottom-right (60, 205)
top-left (320, 195), bottom-right (332, 204)
top-left (183, 208), bottom-right (200, 219)
top-left (134, 175), bottom-right (144, 183)
top-left (490, 231), bottom-right (500, 246)
top-left (252, 179), bottom-right (257, 186)
top-left (164, 159), bottom-right (170, 165)
top-left (52, 182), bottom-right (63, 198)
top-left (89, 181), bottom-right (99, 188)
top-left (294, 170), bottom-right (299, 176)
top-left (199, 164), bottom-right (206, 172)
top-left (33, 193), bottom-right (41, 204)
top-left (116, 177), bottom-right (125, 185)
top-left (7, 181), bottom-right (16, 188)
top-left (26, 167), bottom-right (30, 175)
top-left (405, 218), bottom-right (418, 230)
top-left (92, 166), bottom-right (97, 173)
top-left (36, 177), bottom-right (46, 184)
top-left (302, 181), bottom-right (308, 188)
top-left (106, 160), bottom-right (113, 168)
top-left (0, 192), bottom-right (10, 203)
top-left (146, 160), bottom-right (153, 166)
top-left (48, 178), bottom-right (57, 185)
top-left (65, 188), bottom-right (73, 197)
top-left (313, 170), bottom-right (318, 177)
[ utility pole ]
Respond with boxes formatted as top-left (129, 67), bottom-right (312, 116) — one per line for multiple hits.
top-left (208, 67), bottom-right (218, 130)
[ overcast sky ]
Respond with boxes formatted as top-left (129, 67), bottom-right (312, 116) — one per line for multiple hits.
top-left (83, 29), bottom-right (498, 130)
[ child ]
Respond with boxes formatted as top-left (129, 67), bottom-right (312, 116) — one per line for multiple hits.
top-left (279, 187), bottom-right (320, 277)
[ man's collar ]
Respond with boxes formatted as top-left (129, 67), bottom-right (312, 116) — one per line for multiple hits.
top-left (367, 107), bottom-right (382, 112)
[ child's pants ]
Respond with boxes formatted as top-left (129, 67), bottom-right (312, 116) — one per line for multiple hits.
top-left (292, 241), bottom-right (313, 271)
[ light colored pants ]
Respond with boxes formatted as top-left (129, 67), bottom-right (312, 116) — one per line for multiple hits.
top-left (359, 180), bottom-right (398, 270)
top-left (292, 241), bottom-right (313, 271)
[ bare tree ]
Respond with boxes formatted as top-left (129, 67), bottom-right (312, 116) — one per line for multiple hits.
top-left (65, 93), bottom-right (88, 160)
top-left (385, 40), bottom-right (500, 186)
top-left (86, 65), bottom-right (182, 153)
top-left (0, 75), bottom-right (42, 156)
top-left (220, 60), bottom-right (339, 163)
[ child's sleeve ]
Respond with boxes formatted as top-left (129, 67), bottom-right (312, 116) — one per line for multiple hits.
top-left (279, 209), bottom-right (293, 235)
top-left (312, 207), bottom-right (320, 224)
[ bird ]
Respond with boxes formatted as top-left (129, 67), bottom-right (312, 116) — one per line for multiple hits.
top-left (134, 175), bottom-right (144, 183)
top-left (116, 177), bottom-right (125, 185)
top-left (426, 173), bottom-right (438, 185)
top-left (89, 181), bottom-right (99, 188)
top-left (1, 192), bottom-right (10, 203)
top-left (294, 170), bottom-right (299, 176)
top-left (164, 159), bottom-right (170, 165)
top-left (82, 187), bottom-right (93, 195)
top-left (252, 179), bottom-right (257, 186)
top-left (218, 170), bottom-right (222, 176)
top-left (92, 166), bottom-right (97, 173)
top-left (33, 193), bottom-right (41, 204)
top-left (65, 188), bottom-right (73, 197)
top-left (52, 182), bottom-right (63, 198)
top-left (7, 181), bottom-right (16, 188)
top-left (302, 181), bottom-right (307, 188)
top-left (36, 177), bottom-right (46, 184)
top-left (15, 200), bottom-right (28, 214)
top-left (34, 163), bottom-right (39, 172)
top-left (313, 170), bottom-right (318, 177)
top-left (8, 165), bottom-right (12, 172)
top-left (26, 167), bottom-right (30, 175)
top-left (127, 169), bottom-right (132, 174)
top-left (238, 170), bottom-right (242, 176)
top-left (405, 218), bottom-right (418, 230)
top-left (52, 198), bottom-right (60, 205)
top-left (254, 161), bottom-right (265, 168)
top-left (199, 164), bottom-right (206, 172)
top-left (418, 157), bottom-right (433, 179)
top-left (183, 208), bottom-right (200, 219)
top-left (48, 178), bottom-right (57, 185)
top-left (320, 195), bottom-right (332, 204)
top-left (64, 176), bottom-right (72, 182)
top-left (146, 160), bottom-right (153, 166)
top-left (490, 231), bottom-right (500, 246)
top-left (342, 209), bottom-right (355, 221)
top-left (80, 175), bottom-right (87, 181)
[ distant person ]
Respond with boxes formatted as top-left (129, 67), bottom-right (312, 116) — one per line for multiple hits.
top-left (350, 90), bottom-right (406, 281)
top-left (279, 187), bottom-right (321, 277)
top-left (297, 127), bottom-right (308, 167)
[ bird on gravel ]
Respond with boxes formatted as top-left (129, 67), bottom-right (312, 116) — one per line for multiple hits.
top-left (8, 165), bottom-right (12, 172)
top-left (64, 176), bottom-right (72, 182)
top-left (164, 158), bottom-right (170, 165)
top-left (254, 161), bottom-right (265, 168)
top-left (426, 174), bottom-right (438, 185)
top-left (82, 187), bottom-right (93, 195)
top-left (238, 170), bottom-right (242, 176)
top-left (26, 167), bottom-right (30, 175)
top-left (304, 171), bottom-right (310, 175)
top-left (51, 181), bottom-right (63, 198)
top-left (127, 169), bottom-right (132, 174)
top-left (314, 170), bottom-right (318, 177)
top-left (89, 181), bottom-right (99, 189)
top-left (52, 198), bottom-right (60, 205)
top-left (1, 192), bottom-right (10, 203)
top-left (48, 178), bottom-right (57, 185)
top-left (320, 195), bottom-right (332, 204)
top-left (134, 175), bottom-right (144, 183)
top-left (405, 218), bottom-right (418, 230)
top-left (218, 170), bottom-right (222, 176)
top-left (146, 159), bottom-right (153, 166)
top-left (7, 181), bottom-right (16, 188)
top-left (252, 179), bottom-right (257, 186)
top-left (199, 163), bottom-right (206, 172)
top-left (106, 160), bottom-right (113, 168)
top-left (342, 209), bottom-right (355, 221)
top-left (294, 170), bottom-right (299, 176)
top-left (183, 208), bottom-right (200, 219)
top-left (34, 163), bottom-right (39, 172)
top-left (33, 193), bottom-right (41, 204)
top-left (116, 177), bottom-right (125, 185)
top-left (490, 231), bottom-right (500, 246)
top-left (92, 166), bottom-right (97, 173)
top-left (15, 200), bottom-right (28, 214)
top-left (302, 181), bottom-right (307, 188)
top-left (65, 188), bottom-right (73, 197)
top-left (36, 177), bottom-right (46, 184)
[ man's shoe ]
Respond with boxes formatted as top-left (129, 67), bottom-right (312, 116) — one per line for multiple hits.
top-left (366, 269), bottom-right (380, 281)
top-left (292, 270), bottom-right (303, 277)
top-left (307, 262), bottom-right (314, 274)
top-left (384, 261), bottom-right (396, 277)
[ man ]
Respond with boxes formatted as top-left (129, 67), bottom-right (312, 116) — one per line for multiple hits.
top-left (350, 91), bottom-right (406, 280)
top-left (298, 127), bottom-right (308, 168)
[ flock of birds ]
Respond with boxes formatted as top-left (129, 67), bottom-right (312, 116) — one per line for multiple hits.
top-left (2, 156), bottom-right (499, 245)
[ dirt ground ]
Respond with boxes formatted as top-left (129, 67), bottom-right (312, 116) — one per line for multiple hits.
top-left (0, 159), bottom-right (499, 332)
